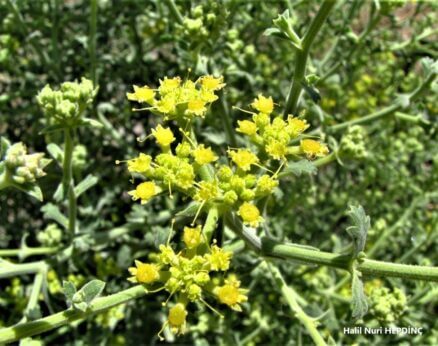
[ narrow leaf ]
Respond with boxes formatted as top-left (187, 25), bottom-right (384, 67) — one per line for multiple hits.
top-left (62, 281), bottom-right (77, 306)
top-left (351, 269), bottom-right (368, 320)
top-left (74, 174), bottom-right (98, 197)
top-left (284, 160), bottom-right (317, 176)
top-left (41, 203), bottom-right (68, 229)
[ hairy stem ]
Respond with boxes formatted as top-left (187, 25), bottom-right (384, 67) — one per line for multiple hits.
top-left (63, 128), bottom-right (77, 237)
top-left (0, 285), bottom-right (146, 343)
top-left (224, 212), bottom-right (438, 282)
top-left (283, 0), bottom-right (336, 116)
top-left (266, 262), bottom-right (327, 346)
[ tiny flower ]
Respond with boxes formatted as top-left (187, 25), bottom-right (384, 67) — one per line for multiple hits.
top-left (128, 260), bottom-right (160, 284)
top-left (206, 245), bottom-right (232, 271)
top-left (187, 283), bottom-right (202, 301)
top-left (159, 245), bottom-right (178, 265)
top-left (127, 153), bottom-right (152, 173)
top-left (256, 175), bottom-right (278, 194)
top-left (155, 95), bottom-right (177, 114)
top-left (195, 181), bottom-right (219, 202)
top-left (183, 225), bottom-right (202, 249)
top-left (199, 75), bottom-right (225, 91)
top-left (158, 77), bottom-right (181, 95)
top-left (193, 145), bottom-right (218, 165)
top-left (228, 149), bottom-right (259, 171)
top-left (300, 139), bottom-right (329, 158)
top-left (152, 125), bottom-right (175, 147)
top-left (238, 202), bottom-right (263, 227)
top-left (168, 303), bottom-right (187, 335)
top-left (186, 99), bottom-right (207, 117)
top-left (287, 117), bottom-right (309, 137)
top-left (265, 140), bottom-right (288, 160)
top-left (126, 85), bottom-right (155, 103)
top-left (128, 181), bottom-right (157, 204)
top-left (236, 120), bottom-right (257, 136)
top-left (216, 276), bottom-right (248, 311)
top-left (251, 94), bottom-right (274, 114)
top-left (200, 89), bottom-right (219, 103)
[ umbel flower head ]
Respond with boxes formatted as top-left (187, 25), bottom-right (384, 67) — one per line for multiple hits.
top-left (120, 76), bottom-right (328, 229)
top-left (126, 75), bottom-right (225, 121)
top-left (127, 224), bottom-right (248, 340)
top-left (0, 139), bottom-right (51, 199)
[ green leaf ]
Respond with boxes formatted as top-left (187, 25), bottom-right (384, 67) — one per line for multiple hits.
top-left (0, 137), bottom-right (11, 159)
top-left (75, 279), bottom-right (106, 305)
top-left (39, 124), bottom-right (67, 134)
top-left (176, 202), bottom-right (202, 218)
top-left (284, 160), bottom-right (317, 176)
top-left (74, 301), bottom-right (88, 312)
top-left (46, 143), bottom-right (64, 165)
top-left (62, 281), bottom-right (77, 306)
top-left (346, 205), bottom-right (370, 257)
top-left (351, 269), bottom-right (368, 320)
top-left (41, 203), bottom-right (68, 229)
top-left (80, 118), bottom-right (103, 128)
top-left (74, 174), bottom-right (98, 197)
top-left (14, 183), bottom-right (43, 202)
top-left (301, 81), bottom-right (321, 104)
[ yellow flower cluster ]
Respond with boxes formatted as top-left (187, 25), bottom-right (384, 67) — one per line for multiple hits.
top-left (127, 75), bottom-right (225, 121)
top-left (236, 94), bottom-right (328, 159)
top-left (121, 77), bottom-right (328, 229)
top-left (127, 225), bottom-right (247, 338)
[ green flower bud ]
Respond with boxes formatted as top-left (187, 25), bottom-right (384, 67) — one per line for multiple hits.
top-left (223, 190), bottom-right (238, 205)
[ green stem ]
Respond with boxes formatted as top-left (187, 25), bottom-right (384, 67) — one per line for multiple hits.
top-left (22, 270), bottom-right (45, 323)
top-left (0, 261), bottom-right (47, 279)
top-left (164, 0), bottom-right (184, 25)
top-left (266, 262), bottom-right (327, 346)
top-left (219, 92), bottom-right (237, 147)
top-left (63, 128), bottom-right (77, 237)
top-left (202, 206), bottom-right (219, 244)
top-left (327, 72), bottom-right (436, 133)
top-left (224, 212), bottom-right (438, 282)
top-left (314, 151), bottom-right (336, 167)
top-left (0, 285), bottom-right (146, 343)
top-left (283, 0), bottom-right (336, 116)
top-left (89, 0), bottom-right (98, 85)
top-left (0, 247), bottom-right (58, 258)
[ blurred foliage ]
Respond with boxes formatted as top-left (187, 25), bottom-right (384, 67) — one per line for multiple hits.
top-left (0, 0), bottom-right (437, 344)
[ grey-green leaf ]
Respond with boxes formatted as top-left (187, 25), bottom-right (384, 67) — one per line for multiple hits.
top-left (284, 160), bottom-right (317, 176)
top-left (41, 203), bottom-right (68, 229)
top-left (346, 205), bottom-right (370, 257)
top-left (74, 174), bottom-right (98, 197)
top-left (351, 269), bottom-right (368, 320)
top-left (77, 279), bottom-right (106, 304)
top-left (62, 280), bottom-right (77, 305)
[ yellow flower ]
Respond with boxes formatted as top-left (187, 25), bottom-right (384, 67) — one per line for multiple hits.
top-left (183, 225), bottom-right (202, 249)
top-left (287, 117), bottom-right (309, 136)
top-left (300, 139), bottom-right (329, 158)
top-left (238, 202), bottom-right (263, 227)
top-left (152, 125), bottom-right (175, 147)
top-left (155, 95), bottom-right (176, 114)
top-left (256, 175), bottom-right (278, 194)
top-left (236, 120), bottom-right (257, 136)
top-left (206, 245), bottom-right (232, 271)
top-left (128, 181), bottom-right (157, 204)
top-left (127, 153), bottom-right (152, 173)
top-left (228, 149), bottom-right (259, 171)
top-left (200, 89), bottom-right (219, 103)
top-left (158, 77), bottom-right (181, 95)
top-left (168, 303), bottom-right (187, 334)
top-left (265, 140), bottom-right (287, 160)
top-left (128, 260), bottom-right (160, 284)
top-left (251, 94), bottom-right (274, 114)
top-left (193, 144), bottom-right (218, 165)
top-left (186, 99), bottom-right (207, 117)
top-left (199, 75), bottom-right (225, 91)
top-left (216, 276), bottom-right (248, 311)
top-left (195, 181), bottom-right (219, 202)
top-left (159, 244), bottom-right (178, 265)
top-left (126, 85), bottom-right (155, 103)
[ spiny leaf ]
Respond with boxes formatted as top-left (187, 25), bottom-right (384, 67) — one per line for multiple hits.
top-left (346, 205), bottom-right (370, 257)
